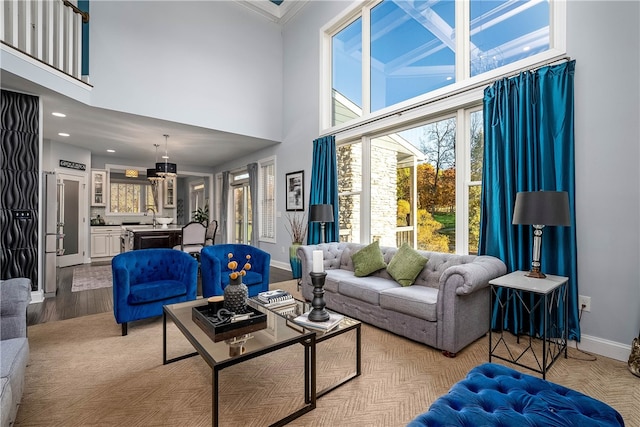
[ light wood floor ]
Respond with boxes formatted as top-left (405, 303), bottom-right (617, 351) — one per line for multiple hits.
top-left (27, 262), bottom-right (294, 326)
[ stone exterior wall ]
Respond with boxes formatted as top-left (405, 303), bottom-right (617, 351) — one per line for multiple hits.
top-left (370, 144), bottom-right (398, 247)
top-left (338, 142), bottom-right (398, 246)
top-left (337, 143), bottom-right (361, 243)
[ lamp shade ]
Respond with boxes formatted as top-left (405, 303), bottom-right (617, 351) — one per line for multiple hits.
top-left (512, 191), bottom-right (570, 226)
top-left (155, 161), bottom-right (177, 176)
top-left (147, 168), bottom-right (162, 180)
top-left (310, 204), bottom-right (334, 223)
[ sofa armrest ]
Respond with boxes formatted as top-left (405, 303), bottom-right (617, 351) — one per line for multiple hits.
top-left (297, 243), bottom-right (346, 287)
top-left (0, 278), bottom-right (32, 340)
top-left (297, 245), bottom-right (317, 288)
top-left (201, 252), bottom-right (224, 297)
top-left (439, 256), bottom-right (507, 296)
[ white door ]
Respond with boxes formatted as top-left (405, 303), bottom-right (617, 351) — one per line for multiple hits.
top-left (57, 173), bottom-right (86, 267)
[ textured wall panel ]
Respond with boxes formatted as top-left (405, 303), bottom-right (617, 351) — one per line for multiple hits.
top-left (0, 248), bottom-right (38, 290)
top-left (0, 130), bottom-right (39, 171)
top-left (0, 91), bottom-right (39, 133)
top-left (0, 170), bottom-right (40, 209)
top-left (1, 90), bottom-right (39, 285)
top-left (0, 209), bottom-right (38, 250)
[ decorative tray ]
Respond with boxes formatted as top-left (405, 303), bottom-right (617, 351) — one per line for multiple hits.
top-left (192, 301), bottom-right (267, 342)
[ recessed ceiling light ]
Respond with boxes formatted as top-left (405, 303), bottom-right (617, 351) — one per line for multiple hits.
top-left (52, 112), bottom-right (66, 117)
top-left (58, 132), bottom-right (70, 137)
top-left (446, 76), bottom-right (453, 81)
top-left (523, 46), bottom-right (531, 51)
top-left (107, 149), bottom-right (115, 153)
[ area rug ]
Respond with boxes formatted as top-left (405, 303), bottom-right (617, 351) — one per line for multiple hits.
top-left (16, 282), bottom-right (637, 426)
top-left (71, 264), bottom-right (112, 292)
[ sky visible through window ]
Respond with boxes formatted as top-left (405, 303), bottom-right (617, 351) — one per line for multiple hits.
top-left (332, 0), bottom-right (550, 134)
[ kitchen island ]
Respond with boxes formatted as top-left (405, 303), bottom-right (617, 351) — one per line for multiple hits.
top-left (122, 225), bottom-right (182, 251)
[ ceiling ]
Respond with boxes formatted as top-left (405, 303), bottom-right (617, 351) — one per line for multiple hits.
top-left (1, 70), bottom-right (280, 172)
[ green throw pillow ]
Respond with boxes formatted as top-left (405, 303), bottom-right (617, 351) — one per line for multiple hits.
top-left (386, 243), bottom-right (428, 286)
top-left (351, 241), bottom-right (387, 277)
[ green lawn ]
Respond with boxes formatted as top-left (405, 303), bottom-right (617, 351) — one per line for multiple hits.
top-left (432, 212), bottom-right (455, 230)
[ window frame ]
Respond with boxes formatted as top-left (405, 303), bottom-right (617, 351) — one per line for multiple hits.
top-left (324, 0), bottom-right (566, 254)
top-left (320, 0), bottom-right (566, 134)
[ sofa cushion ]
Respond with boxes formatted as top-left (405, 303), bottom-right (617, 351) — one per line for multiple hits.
top-left (339, 276), bottom-right (400, 305)
top-left (324, 269), bottom-right (352, 293)
top-left (380, 286), bottom-right (438, 321)
top-left (128, 280), bottom-right (187, 304)
top-left (351, 241), bottom-right (387, 277)
top-left (387, 243), bottom-right (429, 286)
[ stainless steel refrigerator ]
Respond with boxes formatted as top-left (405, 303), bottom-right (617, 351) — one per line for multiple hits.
top-left (43, 171), bottom-right (63, 296)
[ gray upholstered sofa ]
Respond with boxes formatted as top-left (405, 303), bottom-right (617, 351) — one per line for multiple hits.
top-left (1, 278), bottom-right (31, 426)
top-left (298, 243), bottom-right (506, 356)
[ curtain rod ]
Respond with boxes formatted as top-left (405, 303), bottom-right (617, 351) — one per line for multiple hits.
top-left (324, 55), bottom-right (572, 139)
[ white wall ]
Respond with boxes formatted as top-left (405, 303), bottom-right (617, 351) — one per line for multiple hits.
top-left (567, 1), bottom-right (640, 358)
top-left (89, 1), bottom-right (283, 142)
top-left (271, 0), bottom-right (640, 360)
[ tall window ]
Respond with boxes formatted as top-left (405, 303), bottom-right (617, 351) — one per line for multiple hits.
top-left (190, 181), bottom-right (205, 219)
top-left (259, 158), bottom-right (276, 242)
top-left (339, 110), bottom-right (479, 254)
top-left (328, 0), bottom-right (559, 128)
top-left (231, 171), bottom-right (251, 244)
top-left (329, 0), bottom-right (564, 254)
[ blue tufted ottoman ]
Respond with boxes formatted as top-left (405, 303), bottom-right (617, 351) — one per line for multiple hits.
top-left (408, 363), bottom-right (624, 427)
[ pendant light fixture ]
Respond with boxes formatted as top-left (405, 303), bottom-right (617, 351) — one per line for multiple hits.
top-left (147, 143), bottom-right (164, 183)
top-left (155, 134), bottom-right (177, 177)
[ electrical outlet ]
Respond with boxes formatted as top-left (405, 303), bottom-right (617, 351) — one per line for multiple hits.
top-left (578, 295), bottom-right (591, 312)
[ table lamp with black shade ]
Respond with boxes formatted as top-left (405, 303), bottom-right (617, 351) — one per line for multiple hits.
top-left (310, 204), bottom-right (334, 244)
top-left (512, 191), bottom-right (571, 279)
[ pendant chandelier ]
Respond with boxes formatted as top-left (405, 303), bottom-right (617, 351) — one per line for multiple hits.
top-left (147, 143), bottom-right (164, 183)
top-left (155, 134), bottom-right (177, 178)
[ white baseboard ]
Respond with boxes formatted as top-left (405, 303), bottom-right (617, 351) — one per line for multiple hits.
top-left (30, 289), bottom-right (45, 304)
top-left (570, 334), bottom-right (631, 362)
top-left (271, 260), bottom-right (291, 271)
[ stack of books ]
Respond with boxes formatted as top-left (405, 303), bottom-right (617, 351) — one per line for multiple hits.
top-left (293, 311), bottom-right (343, 332)
top-left (256, 289), bottom-right (296, 308)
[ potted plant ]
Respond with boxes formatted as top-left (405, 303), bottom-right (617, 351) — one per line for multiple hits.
top-left (285, 211), bottom-right (307, 279)
top-left (192, 205), bottom-right (209, 224)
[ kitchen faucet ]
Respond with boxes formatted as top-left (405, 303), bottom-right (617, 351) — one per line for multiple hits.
top-left (145, 208), bottom-right (157, 228)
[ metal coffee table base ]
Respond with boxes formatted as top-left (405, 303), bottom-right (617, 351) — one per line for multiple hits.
top-left (163, 310), bottom-right (316, 427)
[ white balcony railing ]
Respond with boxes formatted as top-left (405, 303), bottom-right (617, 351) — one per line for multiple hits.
top-left (1, 0), bottom-right (88, 81)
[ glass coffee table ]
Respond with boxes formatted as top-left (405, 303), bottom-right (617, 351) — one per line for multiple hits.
top-left (163, 299), bottom-right (317, 427)
top-left (247, 297), bottom-right (362, 399)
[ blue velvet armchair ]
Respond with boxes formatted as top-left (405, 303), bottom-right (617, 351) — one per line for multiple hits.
top-left (112, 248), bottom-right (198, 335)
top-left (200, 244), bottom-right (270, 298)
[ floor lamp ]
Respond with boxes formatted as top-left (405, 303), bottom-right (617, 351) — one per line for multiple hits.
top-left (512, 191), bottom-right (570, 278)
top-left (310, 204), bottom-right (334, 244)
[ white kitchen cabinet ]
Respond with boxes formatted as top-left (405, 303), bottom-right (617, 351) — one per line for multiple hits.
top-left (91, 170), bottom-right (107, 206)
top-left (90, 226), bottom-right (121, 258)
top-left (163, 176), bottom-right (176, 208)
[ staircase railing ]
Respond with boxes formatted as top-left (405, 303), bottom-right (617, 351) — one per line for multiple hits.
top-left (1, 0), bottom-right (88, 82)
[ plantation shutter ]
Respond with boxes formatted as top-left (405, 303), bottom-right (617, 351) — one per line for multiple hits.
top-left (260, 161), bottom-right (275, 241)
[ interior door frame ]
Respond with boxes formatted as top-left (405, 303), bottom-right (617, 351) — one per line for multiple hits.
top-left (55, 169), bottom-right (89, 267)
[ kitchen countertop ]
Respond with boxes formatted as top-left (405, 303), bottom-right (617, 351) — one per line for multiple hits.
top-left (123, 225), bottom-right (182, 232)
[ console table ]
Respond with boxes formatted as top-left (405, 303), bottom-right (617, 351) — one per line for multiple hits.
top-left (489, 270), bottom-right (569, 379)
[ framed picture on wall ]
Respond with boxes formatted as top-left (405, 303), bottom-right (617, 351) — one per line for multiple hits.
top-left (285, 170), bottom-right (304, 211)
